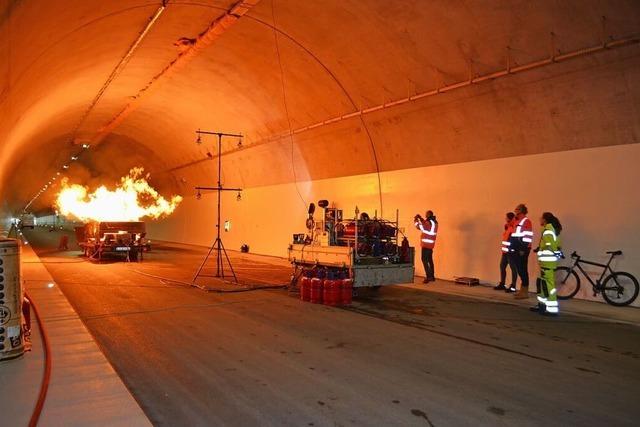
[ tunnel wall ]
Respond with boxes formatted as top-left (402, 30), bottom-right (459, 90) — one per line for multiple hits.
top-left (149, 142), bottom-right (640, 306)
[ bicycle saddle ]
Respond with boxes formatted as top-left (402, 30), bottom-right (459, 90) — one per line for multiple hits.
top-left (606, 250), bottom-right (622, 256)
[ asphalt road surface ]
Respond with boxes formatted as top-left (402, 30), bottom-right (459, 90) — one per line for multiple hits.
top-left (25, 228), bottom-right (640, 426)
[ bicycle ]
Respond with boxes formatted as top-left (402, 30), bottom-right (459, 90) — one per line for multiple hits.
top-left (555, 250), bottom-right (639, 306)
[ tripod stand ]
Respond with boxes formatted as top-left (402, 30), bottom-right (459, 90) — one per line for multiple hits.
top-left (192, 130), bottom-right (243, 285)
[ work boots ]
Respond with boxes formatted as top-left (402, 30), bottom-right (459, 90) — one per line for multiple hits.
top-left (514, 287), bottom-right (529, 299)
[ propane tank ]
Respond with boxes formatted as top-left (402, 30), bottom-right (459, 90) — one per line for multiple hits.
top-left (329, 274), bottom-right (342, 306)
top-left (341, 271), bottom-right (353, 306)
top-left (310, 278), bottom-right (323, 304)
top-left (323, 271), bottom-right (341, 307)
top-left (0, 238), bottom-right (24, 361)
top-left (300, 271), bottom-right (312, 302)
top-left (322, 270), bottom-right (333, 305)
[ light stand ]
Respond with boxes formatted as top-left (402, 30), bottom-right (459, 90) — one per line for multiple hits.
top-left (192, 130), bottom-right (243, 285)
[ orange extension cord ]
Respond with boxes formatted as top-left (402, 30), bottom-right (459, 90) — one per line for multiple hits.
top-left (24, 291), bottom-right (52, 427)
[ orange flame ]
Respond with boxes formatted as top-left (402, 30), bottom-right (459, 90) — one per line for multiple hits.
top-left (56, 167), bottom-right (182, 222)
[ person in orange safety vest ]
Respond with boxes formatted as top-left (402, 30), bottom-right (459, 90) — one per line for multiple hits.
top-left (494, 212), bottom-right (518, 292)
top-left (415, 210), bottom-right (438, 284)
top-left (510, 204), bottom-right (534, 299)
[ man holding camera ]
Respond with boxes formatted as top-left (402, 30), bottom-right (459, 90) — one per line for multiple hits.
top-left (415, 210), bottom-right (438, 284)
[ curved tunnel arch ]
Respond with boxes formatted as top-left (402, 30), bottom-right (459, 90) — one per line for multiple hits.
top-left (1, 0), bottom-right (640, 292)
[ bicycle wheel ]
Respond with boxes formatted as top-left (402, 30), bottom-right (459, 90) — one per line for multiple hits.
top-left (555, 266), bottom-right (580, 299)
top-left (602, 272), bottom-right (639, 307)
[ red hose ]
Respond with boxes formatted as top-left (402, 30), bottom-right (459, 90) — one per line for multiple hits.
top-left (25, 290), bottom-right (52, 427)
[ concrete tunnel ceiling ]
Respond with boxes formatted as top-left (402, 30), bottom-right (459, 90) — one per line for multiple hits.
top-left (1, 0), bottom-right (639, 215)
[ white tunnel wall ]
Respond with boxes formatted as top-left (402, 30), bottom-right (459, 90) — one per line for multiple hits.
top-left (149, 142), bottom-right (640, 306)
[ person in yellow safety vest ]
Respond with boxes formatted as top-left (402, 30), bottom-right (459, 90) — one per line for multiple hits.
top-left (531, 212), bottom-right (563, 316)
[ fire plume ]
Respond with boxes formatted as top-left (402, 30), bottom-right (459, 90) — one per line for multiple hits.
top-left (56, 168), bottom-right (182, 222)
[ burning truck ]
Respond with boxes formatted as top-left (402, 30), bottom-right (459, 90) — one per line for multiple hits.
top-left (75, 221), bottom-right (150, 261)
top-left (57, 168), bottom-right (182, 262)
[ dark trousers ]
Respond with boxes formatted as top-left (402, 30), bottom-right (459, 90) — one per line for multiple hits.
top-left (513, 248), bottom-right (530, 289)
top-left (421, 247), bottom-right (434, 279)
top-left (499, 252), bottom-right (517, 287)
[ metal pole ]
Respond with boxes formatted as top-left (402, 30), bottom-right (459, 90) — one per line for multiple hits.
top-left (216, 133), bottom-right (223, 278)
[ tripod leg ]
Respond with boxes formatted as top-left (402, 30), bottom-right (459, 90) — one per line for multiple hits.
top-left (216, 238), bottom-right (223, 278)
top-left (218, 239), bottom-right (238, 283)
top-left (193, 239), bottom-right (217, 283)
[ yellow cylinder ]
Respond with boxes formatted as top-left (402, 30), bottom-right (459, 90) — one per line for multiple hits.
top-left (0, 238), bottom-right (24, 361)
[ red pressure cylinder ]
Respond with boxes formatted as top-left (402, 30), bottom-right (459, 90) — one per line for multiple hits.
top-left (323, 279), bottom-right (342, 306)
top-left (300, 276), bottom-right (312, 302)
top-left (341, 278), bottom-right (353, 305)
top-left (322, 278), bottom-right (332, 305)
top-left (310, 278), bottom-right (324, 304)
top-left (331, 280), bottom-right (343, 306)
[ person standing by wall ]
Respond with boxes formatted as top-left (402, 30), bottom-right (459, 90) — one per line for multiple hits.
top-left (495, 212), bottom-right (518, 292)
top-left (532, 212), bottom-right (563, 315)
top-left (415, 210), bottom-right (438, 284)
top-left (510, 204), bottom-right (533, 299)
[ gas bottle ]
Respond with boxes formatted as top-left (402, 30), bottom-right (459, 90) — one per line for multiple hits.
top-left (323, 272), bottom-right (341, 306)
top-left (329, 278), bottom-right (342, 306)
top-left (300, 273), bottom-right (312, 302)
top-left (310, 277), bottom-right (324, 304)
top-left (341, 274), bottom-right (353, 306)
top-left (322, 271), bottom-right (333, 305)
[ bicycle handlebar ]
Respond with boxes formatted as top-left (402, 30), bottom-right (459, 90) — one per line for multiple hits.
top-left (571, 250), bottom-right (622, 260)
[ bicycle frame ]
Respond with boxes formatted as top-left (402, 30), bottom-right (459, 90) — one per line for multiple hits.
top-left (566, 254), bottom-right (616, 292)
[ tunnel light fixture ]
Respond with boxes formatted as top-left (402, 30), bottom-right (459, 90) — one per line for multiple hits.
top-left (71, 156), bottom-right (78, 161)
top-left (82, 143), bottom-right (90, 149)
top-left (63, 165), bottom-right (69, 169)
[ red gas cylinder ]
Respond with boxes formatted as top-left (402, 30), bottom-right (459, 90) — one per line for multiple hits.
top-left (300, 276), bottom-right (312, 302)
top-left (341, 278), bottom-right (353, 305)
top-left (310, 278), bottom-right (324, 304)
top-left (322, 278), bottom-right (333, 305)
top-left (323, 279), bottom-right (342, 306)
top-left (332, 279), bottom-right (343, 306)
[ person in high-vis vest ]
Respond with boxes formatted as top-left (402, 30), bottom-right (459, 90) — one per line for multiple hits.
top-left (510, 204), bottom-right (534, 299)
top-left (495, 212), bottom-right (518, 292)
top-left (414, 210), bottom-right (438, 284)
top-left (531, 212), bottom-right (563, 316)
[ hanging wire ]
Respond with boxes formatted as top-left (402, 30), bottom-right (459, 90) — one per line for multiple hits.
top-left (271, 0), bottom-right (308, 211)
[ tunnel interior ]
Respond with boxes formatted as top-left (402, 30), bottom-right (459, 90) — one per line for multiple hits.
top-left (1, 0), bottom-right (639, 302)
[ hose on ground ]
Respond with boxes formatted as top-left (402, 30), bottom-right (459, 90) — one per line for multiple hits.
top-left (130, 269), bottom-right (287, 293)
top-left (25, 290), bottom-right (52, 427)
